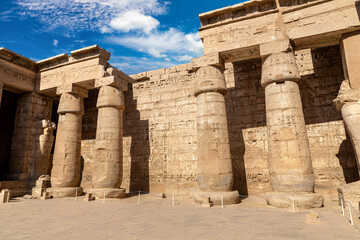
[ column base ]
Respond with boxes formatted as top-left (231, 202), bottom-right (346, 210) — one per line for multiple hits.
top-left (265, 192), bottom-right (324, 208)
top-left (47, 187), bottom-right (83, 198)
top-left (87, 188), bottom-right (126, 199)
top-left (194, 190), bottom-right (240, 205)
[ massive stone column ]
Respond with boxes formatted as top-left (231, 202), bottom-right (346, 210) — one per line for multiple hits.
top-left (262, 51), bottom-right (323, 208)
top-left (88, 85), bottom-right (126, 198)
top-left (334, 31), bottom-right (360, 206)
top-left (48, 91), bottom-right (85, 197)
top-left (193, 65), bottom-right (240, 205)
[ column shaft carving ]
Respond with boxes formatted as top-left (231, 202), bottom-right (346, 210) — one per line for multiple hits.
top-left (193, 65), bottom-right (240, 205)
top-left (89, 85), bottom-right (126, 198)
top-left (49, 92), bottom-right (84, 197)
top-left (262, 52), bottom-right (323, 208)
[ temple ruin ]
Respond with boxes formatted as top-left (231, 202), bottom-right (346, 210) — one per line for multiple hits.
top-left (1, 0), bottom-right (360, 208)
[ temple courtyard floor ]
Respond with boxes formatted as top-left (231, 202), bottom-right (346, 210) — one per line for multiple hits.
top-left (0, 194), bottom-right (359, 240)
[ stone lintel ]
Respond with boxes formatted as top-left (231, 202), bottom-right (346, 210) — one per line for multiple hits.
top-left (0, 59), bottom-right (36, 92)
top-left (192, 53), bottom-right (224, 70)
top-left (56, 84), bottom-right (88, 98)
top-left (37, 45), bottom-right (109, 72)
top-left (200, 0), bottom-right (359, 59)
top-left (71, 45), bottom-right (110, 61)
top-left (36, 54), bottom-right (68, 67)
top-left (95, 76), bottom-right (128, 91)
top-left (199, 0), bottom-right (277, 29)
top-left (221, 46), bottom-right (260, 63)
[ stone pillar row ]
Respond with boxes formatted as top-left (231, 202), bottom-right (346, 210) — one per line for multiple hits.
top-left (48, 84), bottom-right (126, 198)
top-left (193, 65), bottom-right (240, 205)
top-left (261, 51), bottom-right (323, 208)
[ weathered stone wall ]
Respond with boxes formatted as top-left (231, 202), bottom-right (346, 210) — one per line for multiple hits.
top-left (301, 47), bottom-right (359, 194)
top-left (80, 46), bottom-right (358, 196)
top-left (6, 93), bottom-right (53, 182)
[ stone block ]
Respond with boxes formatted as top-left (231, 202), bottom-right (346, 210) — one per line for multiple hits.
top-left (84, 193), bottom-right (95, 202)
top-left (0, 189), bottom-right (11, 203)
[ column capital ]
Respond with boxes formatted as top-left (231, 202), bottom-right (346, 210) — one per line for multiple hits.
top-left (96, 85), bottom-right (125, 110)
top-left (261, 51), bottom-right (300, 88)
top-left (57, 92), bottom-right (84, 115)
top-left (194, 65), bottom-right (226, 97)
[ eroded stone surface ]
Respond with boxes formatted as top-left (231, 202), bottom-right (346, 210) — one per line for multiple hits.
top-left (1, 0), bottom-right (360, 211)
top-left (50, 92), bottom-right (85, 196)
top-left (262, 51), bottom-right (323, 208)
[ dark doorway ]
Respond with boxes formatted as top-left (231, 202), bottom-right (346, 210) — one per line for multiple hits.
top-left (0, 90), bottom-right (18, 180)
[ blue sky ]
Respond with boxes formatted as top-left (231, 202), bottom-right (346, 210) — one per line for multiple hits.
top-left (0, 0), bottom-right (244, 74)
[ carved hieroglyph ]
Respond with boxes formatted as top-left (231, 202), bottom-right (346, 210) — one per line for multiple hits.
top-left (49, 92), bottom-right (84, 197)
top-left (193, 65), bottom-right (240, 205)
top-left (262, 52), bottom-right (323, 208)
top-left (90, 85), bottom-right (126, 198)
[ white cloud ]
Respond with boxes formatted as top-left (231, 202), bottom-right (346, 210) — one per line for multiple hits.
top-left (109, 10), bottom-right (159, 34)
top-left (0, 9), bottom-right (14, 22)
top-left (53, 39), bottom-right (58, 47)
top-left (16, 0), bottom-right (167, 34)
top-left (107, 28), bottom-right (203, 58)
top-left (17, 0), bottom-right (204, 74)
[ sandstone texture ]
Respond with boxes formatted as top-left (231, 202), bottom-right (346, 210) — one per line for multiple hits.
top-left (0, 0), bottom-right (360, 209)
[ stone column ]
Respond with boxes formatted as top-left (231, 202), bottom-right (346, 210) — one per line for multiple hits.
top-left (88, 85), bottom-right (126, 198)
top-left (193, 65), bottom-right (240, 205)
top-left (262, 51), bottom-right (323, 208)
top-left (48, 92), bottom-right (85, 197)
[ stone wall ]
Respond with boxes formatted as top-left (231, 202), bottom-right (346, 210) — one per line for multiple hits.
top-left (80, 45), bottom-right (358, 196)
top-left (301, 47), bottom-right (359, 194)
top-left (6, 93), bottom-right (53, 182)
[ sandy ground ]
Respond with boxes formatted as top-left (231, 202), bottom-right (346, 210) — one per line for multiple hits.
top-left (0, 194), bottom-right (359, 240)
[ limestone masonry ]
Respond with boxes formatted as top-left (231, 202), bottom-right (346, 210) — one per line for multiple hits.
top-left (1, 0), bottom-right (360, 207)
